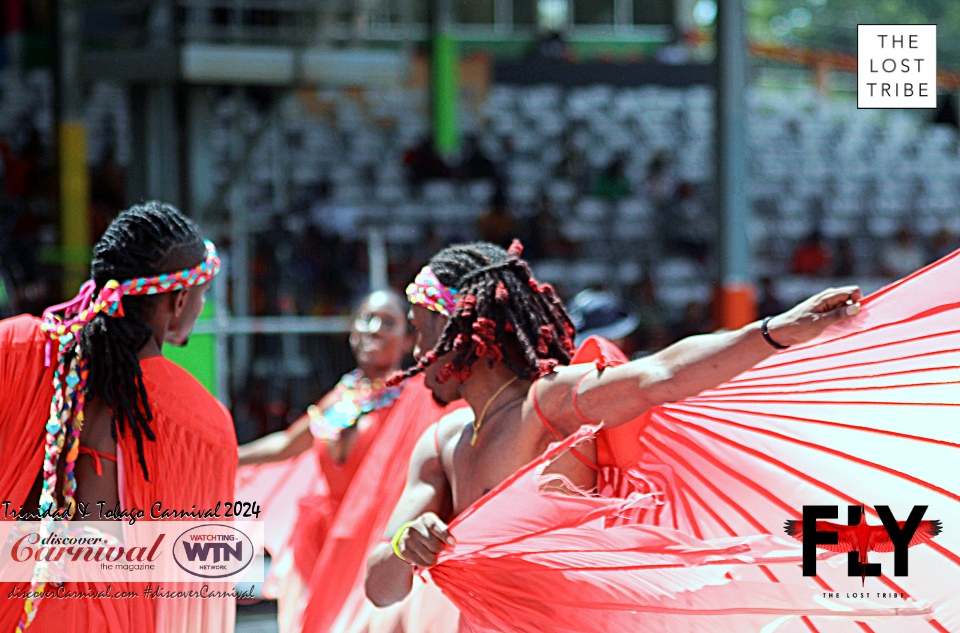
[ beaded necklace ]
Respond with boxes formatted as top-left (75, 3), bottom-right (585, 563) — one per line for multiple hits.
top-left (307, 370), bottom-right (403, 441)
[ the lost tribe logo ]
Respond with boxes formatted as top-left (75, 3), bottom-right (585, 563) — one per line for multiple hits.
top-left (173, 524), bottom-right (255, 579)
top-left (857, 25), bottom-right (937, 109)
top-left (784, 505), bottom-right (942, 586)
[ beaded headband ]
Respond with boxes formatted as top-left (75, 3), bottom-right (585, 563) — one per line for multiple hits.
top-left (17, 239), bottom-right (221, 633)
top-left (406, 266), bottom-right (459, 318)
top-left (40, 240), bottom-right (221, 353)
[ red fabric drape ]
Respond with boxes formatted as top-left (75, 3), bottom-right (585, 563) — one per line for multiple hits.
top-left (0, 316), bottom-right (238, 633)
top-left (237, 374), bottom-right (463, 633)
top-left (429, 249), bottom-right (960, 633)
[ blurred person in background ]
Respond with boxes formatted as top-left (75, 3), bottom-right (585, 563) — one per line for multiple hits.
top-left (879, 226), bottom-right (926, 279)
top-left (790, 230), bottom-right (832, 276)
top-left (627, 275), bottom-right (673, 357)
top-left (477, 187), bottom-right (518, 248)
top-left (1, 122), bottom-right (57, 316)
top-left (832, 237), bottom-right (857, 278)
top-left (593, 154), bottom-right (632, 201)
top-left (671, 182), bottom-right (712, 262)
top-left (0, 123), bottom-right (42, 201)
top-left (457, 135), bottom-right (500, 185)
top-left (647, 151), bottom-right (678, 250)
top-left (523, 193), bottom-right (573, 259)
top-left (756, 276), bottom-right (786, 318)
top-left (237, 289), bottom-right (455, 632)
top-left (929, 225), bottom-right (960, 262)
top-left (530, 30), bottom-right (574, 62)
top-left (674, 298), bottom-right (713, 341)
top-left (647, 151), bottom-right (675, 196)
top-left (90, 145), bottom-right (127, 239)
top-left (567, 288), bottom-right (641, 356)
top-left (556, 130), bottom-right (590, 196)
top-left (404, 136), bottom-right (452, 192)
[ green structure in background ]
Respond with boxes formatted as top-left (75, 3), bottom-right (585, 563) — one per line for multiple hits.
top-left (432, 32), bottom-right (459, 154)
top-left (164, 298), bottom-right (217, 395)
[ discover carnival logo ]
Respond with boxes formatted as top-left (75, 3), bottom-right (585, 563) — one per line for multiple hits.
top-left (173, 524), bottom-right (255, 579)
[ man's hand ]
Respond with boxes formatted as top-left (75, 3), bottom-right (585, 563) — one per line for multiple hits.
top-left (366, 420), bottom-right (458, 607)
top-left (395, 512), bottom-right (456, 567)
top-left (767, 286), bottom-right (862, 347)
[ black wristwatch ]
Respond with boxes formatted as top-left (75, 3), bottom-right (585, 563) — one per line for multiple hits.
top-left (761, 316), bottom-right (789, 350)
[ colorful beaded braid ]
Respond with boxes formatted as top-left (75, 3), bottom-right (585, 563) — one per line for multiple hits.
top-left (406, 266), bottom-right (459, 318)
top-left (17, 240), bottom-right (221, 632)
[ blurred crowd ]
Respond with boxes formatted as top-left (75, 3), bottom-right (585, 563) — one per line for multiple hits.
top-left (3, 99), bottom-right (958, 366)
top-left (0, 121), bottom-right (56, 318)
top-left (4, 92), bottom-right (958, 438)
top-left (788, 226), bottom-right (957, 280)
top-left (0, 118), bottom-right (127, 319)
top-left (252, 130), bottom-right (960, 362)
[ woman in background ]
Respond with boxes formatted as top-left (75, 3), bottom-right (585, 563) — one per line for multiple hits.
top-left (238, 289), bottom-right (455, 632)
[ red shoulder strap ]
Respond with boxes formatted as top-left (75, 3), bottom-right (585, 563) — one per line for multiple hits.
top-left (572, 370), bottom-right (595, 425)
top-left (531, 377), bottom-right (599, 472)
top-left (532, 379), bottom-right (562, 440)
top-left (78, 445), bottom-right (118, 477)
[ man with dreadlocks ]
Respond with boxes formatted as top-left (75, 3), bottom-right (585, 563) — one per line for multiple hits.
top-left (365, 240), bottom-right (867, 629)
top-left (0, 201), bottom-right (236, 632)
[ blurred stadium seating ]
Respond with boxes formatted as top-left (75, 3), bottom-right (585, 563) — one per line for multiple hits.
top-left (199, 82), bottom-right (957, 310)
top-left (3, 67), bottom-right (959, 322)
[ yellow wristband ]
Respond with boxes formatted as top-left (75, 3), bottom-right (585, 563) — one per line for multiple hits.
top-left (390, 521), bottom-right (416, 565)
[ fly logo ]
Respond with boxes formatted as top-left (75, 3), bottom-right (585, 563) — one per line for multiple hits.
top-left (784, 505), bottom-right (942, 585)
top-left (173, 524), bottom-right (254, 579)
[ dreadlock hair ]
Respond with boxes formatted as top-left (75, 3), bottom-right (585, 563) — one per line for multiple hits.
top-left (396, 240), bottom-right (577, 385)
top-left (78, 201), bottom-right (206, 481)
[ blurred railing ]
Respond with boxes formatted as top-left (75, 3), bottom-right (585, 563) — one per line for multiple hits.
top-left (172, 0), bottom-right (671, 46)
top-left (178, 0), bottom-right (322, 45)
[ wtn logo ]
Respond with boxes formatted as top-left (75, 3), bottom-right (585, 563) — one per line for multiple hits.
top-left (784, 505), bottom-right (942, 586)
top-left (173, 524), bottom-right (255, 579)
top-left (181, 540), bottom-right (243, 564)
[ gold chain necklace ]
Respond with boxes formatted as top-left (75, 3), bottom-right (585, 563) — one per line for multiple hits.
top-left (471, 375), bottom-right (519, 447)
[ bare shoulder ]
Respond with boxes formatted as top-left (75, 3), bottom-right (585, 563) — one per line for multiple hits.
top-left (407, 407), bottom-right (472, 476)
top-left (524, 363), bottom-right (597, 436)
top-left (386, 410), bottom-right (460, 533)
top-left (435, 406), bottom-right (473, 453)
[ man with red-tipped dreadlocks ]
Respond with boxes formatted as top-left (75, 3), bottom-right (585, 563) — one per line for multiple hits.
top-left (0, 202), bottom-right (236, 633)
top-left (364, 240), bottom-right (864, 628)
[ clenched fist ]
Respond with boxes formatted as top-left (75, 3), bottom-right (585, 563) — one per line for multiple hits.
top-left (766, 286), bottom-right (862, 347)
top-left (394, 512), bottom-right (456, 567)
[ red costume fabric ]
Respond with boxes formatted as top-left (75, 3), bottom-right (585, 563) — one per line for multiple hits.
top-left (237, 373), bottom-right (462, 632)
top-left (427, 249), bottom-right (960, 633)
top-left (0, 315), bottom-right (238, 633)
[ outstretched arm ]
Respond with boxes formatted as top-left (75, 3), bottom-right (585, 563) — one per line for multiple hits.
top-left (238, 389), bottom-right (341, 466)
top-left (237, 415), bottom-right (313, 466)
top-left (365, 420), bottom-right (455, 607)
top-left (539, 286), bottom-right (862, 431)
